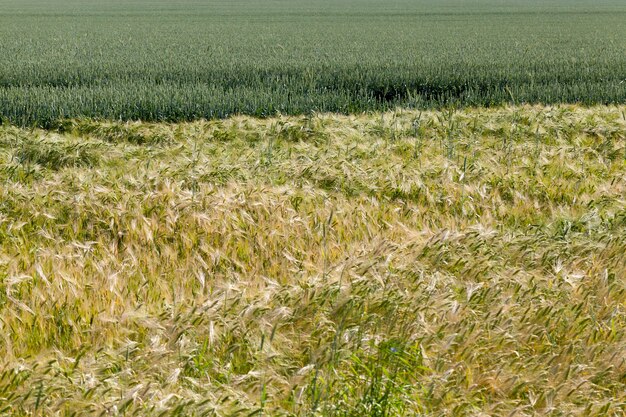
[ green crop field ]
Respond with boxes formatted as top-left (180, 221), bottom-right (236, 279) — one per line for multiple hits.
top-left (1, 0), bottom-right (626, 125)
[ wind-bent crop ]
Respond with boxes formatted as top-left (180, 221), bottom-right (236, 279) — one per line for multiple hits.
top-left (0, 105), bottom-right (624, 416)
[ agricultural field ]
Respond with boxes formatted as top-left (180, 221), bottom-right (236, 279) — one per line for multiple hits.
top-left (1, 0), bottom-right (626, 125)
top-left (0, 105), bottom-right (625, 415)
top-left (1, 0), bottom-right (626, 416)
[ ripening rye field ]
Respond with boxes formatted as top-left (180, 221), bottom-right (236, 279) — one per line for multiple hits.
top-left (1, 0), bottom-right (626, 416)
top-left (0, 0), bottom-right (626, 125)
top-left (0, 105), bottom-right (625, 415)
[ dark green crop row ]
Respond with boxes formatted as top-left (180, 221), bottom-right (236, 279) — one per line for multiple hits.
top-left (1, 0), bottom-right (625, 125)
